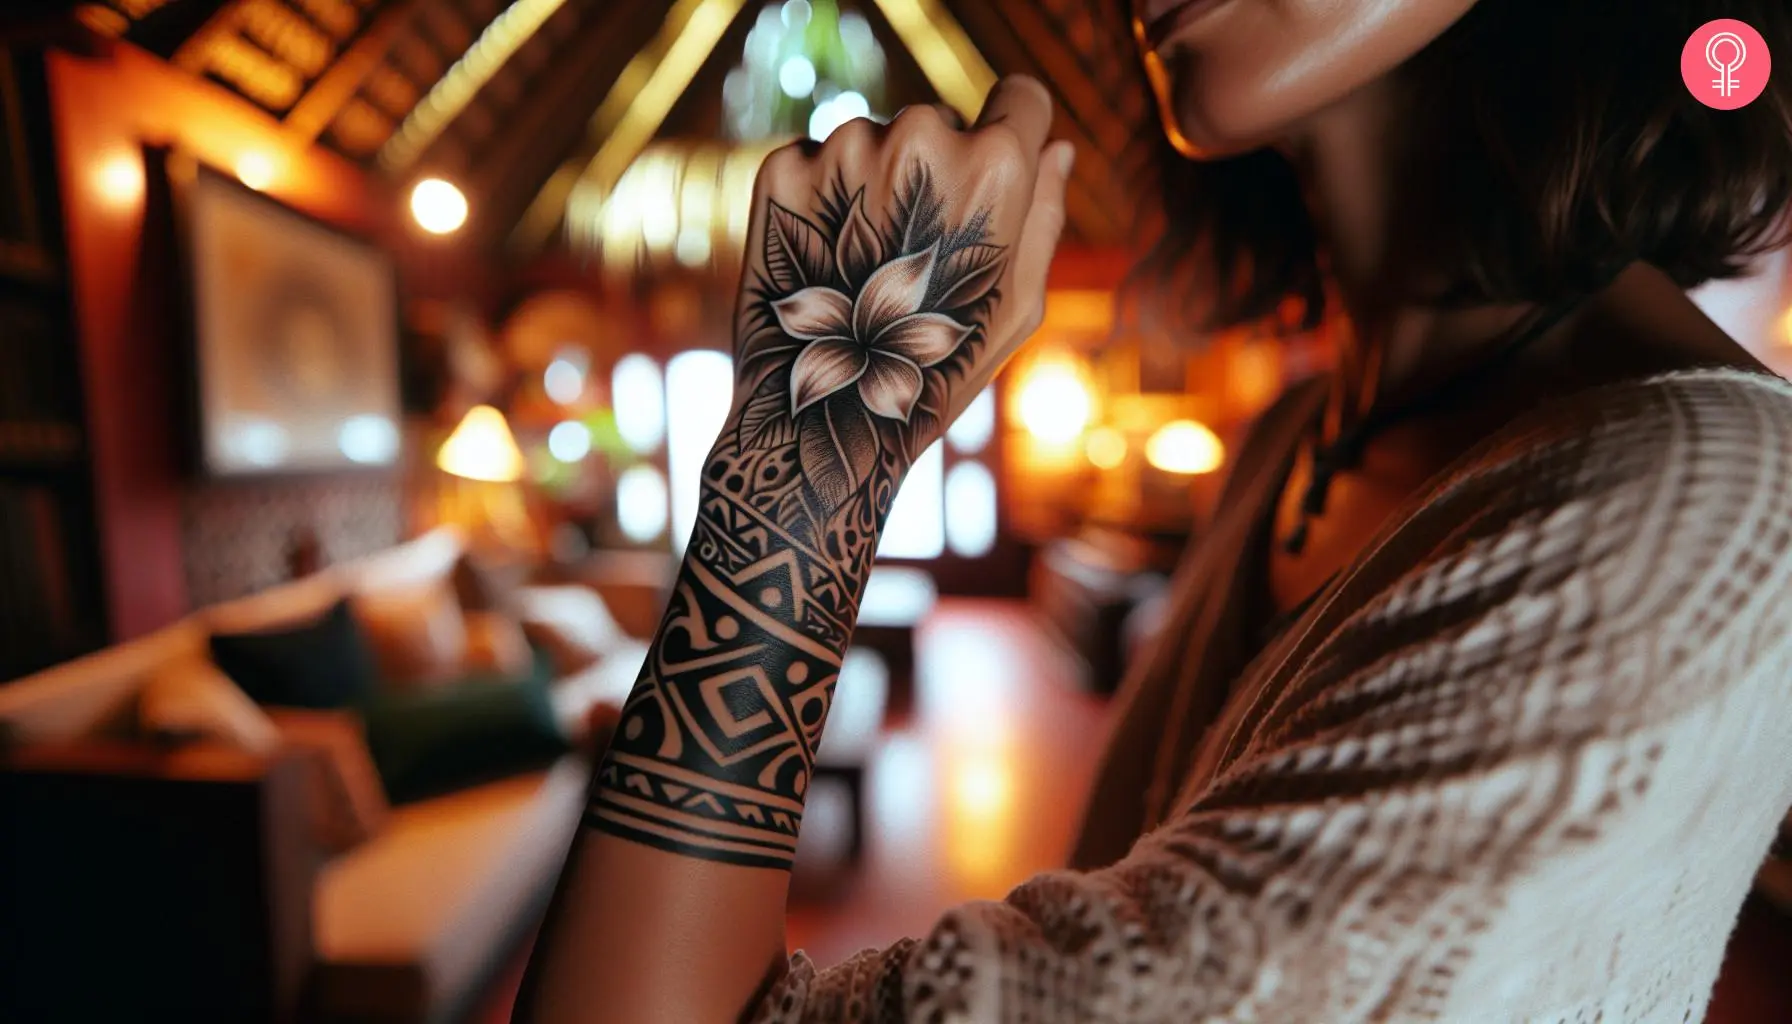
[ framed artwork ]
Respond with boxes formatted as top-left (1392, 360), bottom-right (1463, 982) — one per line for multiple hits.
top-left (178, 162), bottom-right (401, 477)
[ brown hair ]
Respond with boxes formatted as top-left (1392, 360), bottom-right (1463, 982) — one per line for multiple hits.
top-left (1131, 0), bottom-right (1792, 334)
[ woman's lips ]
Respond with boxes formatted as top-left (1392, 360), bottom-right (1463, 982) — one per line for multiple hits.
top-left (1140, 0), bottom-right (1230, 49)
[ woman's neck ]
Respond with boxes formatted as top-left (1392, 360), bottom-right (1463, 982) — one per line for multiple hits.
top-left (1283, 79), bottom-right (1540, 414)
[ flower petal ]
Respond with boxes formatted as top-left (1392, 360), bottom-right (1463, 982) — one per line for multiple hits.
top-left (835, 191), bottom-right (882, 290)
top-left (872, 312), bottom-right (974, 367)
top-left (772, 288), bottom-right (853, 341)
top-left (853, 241), bottom-right (939, 341)
top-left (789, 338), bottom-right (867, 416)
top-left (857, 351), bottom-right (924, 421)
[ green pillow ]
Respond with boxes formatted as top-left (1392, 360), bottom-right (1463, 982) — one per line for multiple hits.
top-left (356, 646), bottom-right (569, 805)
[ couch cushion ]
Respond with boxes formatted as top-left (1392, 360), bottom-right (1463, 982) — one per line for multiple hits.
top-left (0, 621), bottom-right (207, 745)
top-left (311, 756), bottom-right (588, 1022)
top-left (202, 570), bottom-right (346, 636)
top-left (266, 708), bottom-right (391, 854)
top-left (355, 659), bottom-right (569, 805)
top-left (513, 585), bottom-right (625, 676)
top-left (353, 581), bottom-right (470, 690)
top-left (137, 656), bottom-right (281, 754)
top-left (463, 611), bottom-right (534, 679)
top-left (346, 528), bottom-right (464, 596)
top-left (452, 551), bottom-right (519, 615)
top-left (210, 598), bottom-right (380, 710)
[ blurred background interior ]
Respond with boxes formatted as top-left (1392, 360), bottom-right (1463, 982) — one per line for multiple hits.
top-left (0, 1), bottom-right (1789, 1021)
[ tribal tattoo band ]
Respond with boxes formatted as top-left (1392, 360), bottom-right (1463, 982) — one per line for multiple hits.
top-left (585, 168), bottom-right (1007, 869)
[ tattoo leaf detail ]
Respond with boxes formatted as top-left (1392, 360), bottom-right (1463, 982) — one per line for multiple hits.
top-left (764, 202), bottom-right (835, 291)
top-left (755, 172), bottom-right (999, 526)
top-left (585, 171), bottom-right (1007, 870)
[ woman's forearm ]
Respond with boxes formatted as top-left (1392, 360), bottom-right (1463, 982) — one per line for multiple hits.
top-left (516, 429), bottom-right (899, 1022)
top-left (515, 79), bottom-right (1067, 1023)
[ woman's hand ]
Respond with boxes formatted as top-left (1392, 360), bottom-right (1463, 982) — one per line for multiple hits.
top-left (726, 76), bottom-right (1074, 515)
top-left (516, 76), bottom-right (1070, 1024)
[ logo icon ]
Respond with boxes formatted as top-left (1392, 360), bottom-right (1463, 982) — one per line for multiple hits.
top-left (1683, 20), bottom-right (1770, 110)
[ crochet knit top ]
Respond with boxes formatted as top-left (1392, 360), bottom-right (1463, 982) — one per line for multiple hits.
top-left (756, 369), bottom-right (1792, 1023)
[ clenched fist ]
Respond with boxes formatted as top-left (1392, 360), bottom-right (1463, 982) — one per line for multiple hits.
top-left (722, 76), bottom-right (1073, 527)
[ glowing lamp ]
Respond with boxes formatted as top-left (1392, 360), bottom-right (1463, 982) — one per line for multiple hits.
top-left (410, 177), bottom-right (468, 234)
top-left (1084, 426), bottom-right (1126, 469)
top-left (93, 152), bottom-right (144, 207)
top-left (1145, 419), bottom-right (1224, 475)
top-left (437, 405), bottom-right (524, 482)
top-left (1015, 358), bottom-right (1093, 444)
top-left (235, 152), bottom-right (276, 191)
top-left (1780, 306), bottom-right (1792, 347)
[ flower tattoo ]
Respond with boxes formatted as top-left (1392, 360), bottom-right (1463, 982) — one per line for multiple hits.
top-left (774, 236), bottom-right (974, 421)
top-left (584, 167), bottom-right (1009, 869)
top-left (735, 166), bottom-right (1007, 521)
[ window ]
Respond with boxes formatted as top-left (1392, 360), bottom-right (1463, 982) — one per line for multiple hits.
top-left (612, 353), bottom-right (666, 453)
top-left (943, 461), bottom-right (997, 557)
top-left (615, 354), bottom-right (1001, 569)
top-left (878, 441), bottom-right (944, 559)
top-left (664, 350), bottom-right (735, 552)
top-left (875, 387), bottom-right (1000, 562)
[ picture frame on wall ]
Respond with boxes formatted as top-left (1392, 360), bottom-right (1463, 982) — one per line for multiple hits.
top-left (174, 158), bottom-right (402, 477)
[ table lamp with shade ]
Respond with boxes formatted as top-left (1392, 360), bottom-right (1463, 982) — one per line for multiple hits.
top-left (436, 404), bottom-right (536, 555)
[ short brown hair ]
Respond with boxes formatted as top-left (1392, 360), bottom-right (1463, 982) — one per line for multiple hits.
top-left (1132, 0), bottom-right (1792, 334)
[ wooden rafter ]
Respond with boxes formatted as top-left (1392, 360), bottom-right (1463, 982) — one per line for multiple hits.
top-left (281, 0), bottom-right (421, 145)
top-left (508, 0), bottom-right (748, 254)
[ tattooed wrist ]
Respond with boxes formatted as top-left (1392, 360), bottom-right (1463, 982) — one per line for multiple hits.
top-left (584, 166), bottom-right (1006, 870)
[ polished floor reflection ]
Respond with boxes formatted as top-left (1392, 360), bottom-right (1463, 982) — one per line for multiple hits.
top-left (786, 598), bottom-right (1108, 966)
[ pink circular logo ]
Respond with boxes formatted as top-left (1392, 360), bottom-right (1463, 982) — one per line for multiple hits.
top-left (1683, 20), bottom-right (1770, 110)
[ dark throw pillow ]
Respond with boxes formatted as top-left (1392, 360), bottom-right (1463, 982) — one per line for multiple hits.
top-left (209, 598), bottom-right (380, 710)
top-left (451, 553), bottom-right (517, 615)
top-left (355, 646), bottom-right (569, 805)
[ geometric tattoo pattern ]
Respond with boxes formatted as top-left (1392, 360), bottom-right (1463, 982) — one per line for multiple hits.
top-left (585, 167), bottom-right (1006, 869)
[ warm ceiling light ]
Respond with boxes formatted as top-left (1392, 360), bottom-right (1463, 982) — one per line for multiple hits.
top-left (1145, 419), bottom-right (1224, 476)
top-left (437, 405), bottom-right (524, 482)
top-left (93, 152), bottom-right (144, 207)
top-left (410, 178), bottom-right (468, 234)
top-left (1015, 357), bottom-right (1092, 444)
top-left (234, 152), bottom-right (276, 191)
top-left (1084, 426), bottom-right (1126, 470)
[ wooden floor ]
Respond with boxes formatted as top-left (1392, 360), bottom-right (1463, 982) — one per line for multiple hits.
top-left (481, 598), bottom-right (1792, 1022)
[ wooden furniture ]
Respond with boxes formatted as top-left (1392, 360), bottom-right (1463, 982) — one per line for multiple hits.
top-left (0, 741), bottom-right (315, 1023)
top-left (0, 530), bottom-right (619, 1024)
top-left (1030, 535), bottom-right (1173, 695)
top-left (851, 567), bottom-right (937, 718)
top-left (0, 47), bottom-right (106, 680)
top-left (808, 647), bottom-right (889, 863)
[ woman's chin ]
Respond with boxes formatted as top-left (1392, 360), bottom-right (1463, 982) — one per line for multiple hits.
top-left (1155, 81), bottom-right (1291, 160)
top-left (1160, 110), bottom-right (1280, 161)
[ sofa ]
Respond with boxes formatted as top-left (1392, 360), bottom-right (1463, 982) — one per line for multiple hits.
top-left (0, 529), bottom-right (655, 1024)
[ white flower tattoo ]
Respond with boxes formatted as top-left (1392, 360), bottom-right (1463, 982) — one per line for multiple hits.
top-left (733, 169), bottom-right (1007, 521)
top-left (773, 236), bottom-right (974, 422)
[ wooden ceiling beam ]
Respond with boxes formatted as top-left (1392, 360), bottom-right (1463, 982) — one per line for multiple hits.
top-left (508, 0), bottom-right (747, 255)
top-left (377, 0), bottom-right (574, 174)
top-left (869, 0), bottom-right (996, 122)
top-left (944, 1), bottom-right (1131, 242)
top-left (280, 0), bottom-right (423, 146)
top-left (962, 0), bottom-right (1131, 156)
top-left (458, 0), bottom-right (665, 250)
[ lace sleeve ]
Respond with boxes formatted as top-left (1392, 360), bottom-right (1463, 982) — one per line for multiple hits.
top-left (751, 372), bottom-right (1792, 1024)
